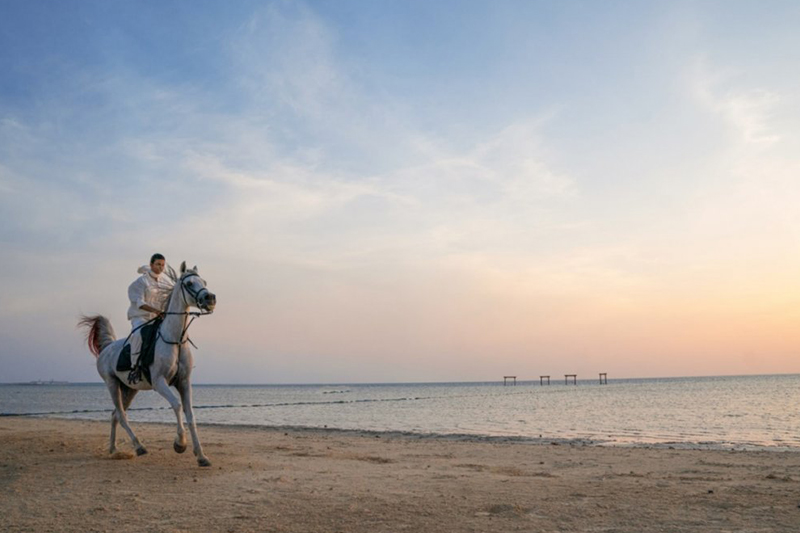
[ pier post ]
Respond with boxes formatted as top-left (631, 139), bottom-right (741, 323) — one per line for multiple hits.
top-left (540, 375), bottom-right (550, 385)
top-left (503, 376), bottom-right (517, 386)
top-left (599, 373), bottom-right (607, 385)
top-left (565, 374), bottom-right (577, 385)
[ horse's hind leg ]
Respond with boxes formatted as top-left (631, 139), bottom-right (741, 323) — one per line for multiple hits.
top-left (122, 386), bottom-right (139, 410)
top-left (109, 387), bottom-right (138, 454)
top-left (106, 379), bottom-right (147, 456)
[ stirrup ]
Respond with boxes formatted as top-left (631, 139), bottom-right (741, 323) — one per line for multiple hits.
top-left (127, 366), bottom-right (142, 385)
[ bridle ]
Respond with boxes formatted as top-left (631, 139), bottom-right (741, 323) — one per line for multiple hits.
top-left (157, 272), bottom-right (214, 347)
top-left (178, 272), bottom-right (211, 310)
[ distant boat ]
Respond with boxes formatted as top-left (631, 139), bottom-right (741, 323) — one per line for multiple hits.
top-left (19, 380), bottom-right (69, 386)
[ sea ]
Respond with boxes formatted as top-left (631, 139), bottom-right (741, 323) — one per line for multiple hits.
top-left (1, 374), bottom-right (799, 451)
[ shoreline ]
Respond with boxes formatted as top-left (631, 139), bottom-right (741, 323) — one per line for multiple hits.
top-left (5, 413), bottom-right (800, 453)
top-left (2, 417), bottom-right (800, 532)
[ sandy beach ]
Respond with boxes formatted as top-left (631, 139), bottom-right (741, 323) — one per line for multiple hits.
top-left (1, 418), bottom-right (799, 532)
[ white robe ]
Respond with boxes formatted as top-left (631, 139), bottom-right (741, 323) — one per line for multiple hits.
top-left (126, 266), bottom-right (174, 370)
top-left (127, 266), bottom-right (173, 323)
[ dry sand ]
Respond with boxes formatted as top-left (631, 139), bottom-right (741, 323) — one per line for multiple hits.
top-left (1, 417), bottom-right (799, 532)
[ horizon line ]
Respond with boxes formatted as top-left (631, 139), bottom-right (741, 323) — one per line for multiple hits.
top-left (3, 371), bottom-right (799, 387)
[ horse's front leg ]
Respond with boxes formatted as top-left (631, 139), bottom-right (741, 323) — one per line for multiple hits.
top-left (152, 377), bottom-right (187, 455)
top-left (176, 378), bottom-right (211, 467)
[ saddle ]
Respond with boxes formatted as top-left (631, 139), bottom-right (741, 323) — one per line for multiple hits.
top-left (118, 317), bottom-right (163, 385)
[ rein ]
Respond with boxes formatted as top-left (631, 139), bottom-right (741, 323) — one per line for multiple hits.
top-left (157, 310), bottom-right (211, 348)
top-left (122, 272), bottom-right (213, 349)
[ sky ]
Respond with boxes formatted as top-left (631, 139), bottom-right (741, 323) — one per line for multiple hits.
top-left (1, 0), bottom-right (800, 384)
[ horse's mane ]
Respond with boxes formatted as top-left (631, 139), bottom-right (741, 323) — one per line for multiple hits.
top-left (156, 264), bottom-right (195, 312)
top-left (155, 264), bottom-right (179, 311)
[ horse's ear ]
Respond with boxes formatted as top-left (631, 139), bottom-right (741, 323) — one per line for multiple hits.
top-left (193, 265), bottom-right (198, 272)
top-left (180, 261), bottom-right (186, 274)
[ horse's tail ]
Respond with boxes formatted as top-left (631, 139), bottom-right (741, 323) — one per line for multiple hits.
top-left (77, 315), bottom-right (116, 357)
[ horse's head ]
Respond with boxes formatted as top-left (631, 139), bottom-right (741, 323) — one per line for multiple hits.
top-left (178, 261), bottom-right (216, 313)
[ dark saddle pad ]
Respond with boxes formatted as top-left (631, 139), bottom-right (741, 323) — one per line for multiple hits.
top-left (118, 317), bottom-right (163, 385)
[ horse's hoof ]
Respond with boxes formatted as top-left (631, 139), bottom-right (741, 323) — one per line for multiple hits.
top-left (198, 457), bottom-right (212, 467)
top-left (136, 447), bottom-right (148, 456)
top-left (174, 441), bottom-right (187, 454)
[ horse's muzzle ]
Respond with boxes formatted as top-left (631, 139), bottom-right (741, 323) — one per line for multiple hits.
top-left (200, 292), bottom-right (216, 312)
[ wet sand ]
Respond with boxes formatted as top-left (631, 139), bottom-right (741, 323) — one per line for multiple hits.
top-left (1, 417), bottom-right (799, 532)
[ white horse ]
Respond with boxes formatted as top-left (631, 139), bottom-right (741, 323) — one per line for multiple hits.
top-left (79, 262), bottom-right (217, 467)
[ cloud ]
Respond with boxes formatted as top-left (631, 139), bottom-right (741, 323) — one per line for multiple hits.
top-left (689, 56), bottom-right (782, 146)
top-left (162, 113), bottom-right (579, 277)
top-left (675, 56), bottom-right (800, 261)
top-left (233, 4), bottom-right (345, 117)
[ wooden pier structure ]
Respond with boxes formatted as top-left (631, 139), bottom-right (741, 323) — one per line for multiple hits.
top-left (497, 373), bottom-right (607, 385)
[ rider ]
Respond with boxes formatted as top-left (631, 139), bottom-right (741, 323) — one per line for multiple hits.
top-left (127, 253), bottom-right (174, 330)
